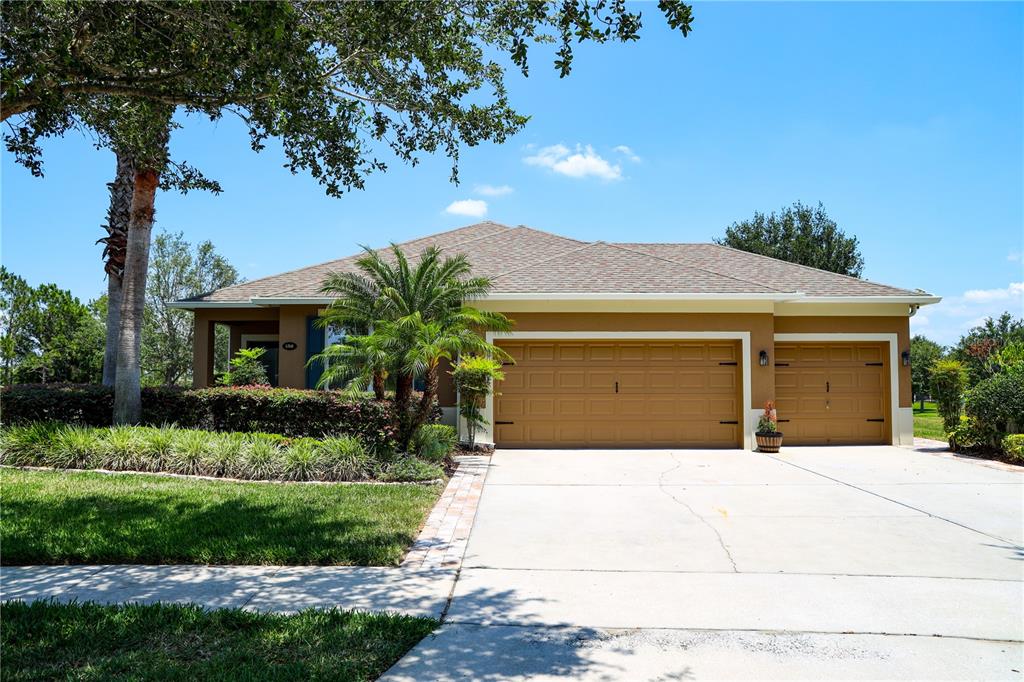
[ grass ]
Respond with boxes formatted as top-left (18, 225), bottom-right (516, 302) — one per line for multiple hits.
top-left (913, 400), bottom-right (946, 441)
top-left (0, 599), bottom-right (436, 682)
top-left (1, 469), bottom-right (441, 566)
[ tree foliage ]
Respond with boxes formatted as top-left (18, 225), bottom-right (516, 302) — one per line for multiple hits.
top-left (3, 0), bottom-right (693, 194)
top-left (219, 347), bottom-right (270, 387)
top-left (716, 201), bottom-right (865, 277)
top-left (315, 245), bottom-right (511, 448)
top-left (0, 268), bottom-right (104, 385)
top-left (930, 359), bottom-right (968, 433)
top-left (451, 355), bottom-right (505, 447)
top-left (952, 313), bottom-right (1024, 386)
top-left (910, 335), bottom-right (943, 408)
top-left (142, 231), bottom-right (239, 387)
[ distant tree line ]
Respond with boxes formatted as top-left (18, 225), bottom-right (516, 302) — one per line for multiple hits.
top-left (1, 233), bottom-right (238, 387)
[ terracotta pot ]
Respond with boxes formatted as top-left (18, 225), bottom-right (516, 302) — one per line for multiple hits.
top-left (756, 432), bottom-right (783, 453)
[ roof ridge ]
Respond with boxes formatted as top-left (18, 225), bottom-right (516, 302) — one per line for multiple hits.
top-left (490, 240), bottom-right (601, 280)
top-left (608, 242), bottom-right (789, 293)
top-left (512, 222), bottom-right (588, 245)
top-left (707, 242), bottom-right (922, 295)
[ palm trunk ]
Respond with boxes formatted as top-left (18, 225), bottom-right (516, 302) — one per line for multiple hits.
top-left (100, 151), bottom-right (134, 386)
top-left (112, 167), bottom-right (160, 424)
top-left (372, 371), bottom-right (386, 400)
top-left (394, 371), bottom-right (415, 449)
top-left (413, 364), bottom-right (438, 431)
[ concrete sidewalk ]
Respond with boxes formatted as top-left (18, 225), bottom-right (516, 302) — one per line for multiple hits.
top-left (1, 564), bottom-right (456, 617)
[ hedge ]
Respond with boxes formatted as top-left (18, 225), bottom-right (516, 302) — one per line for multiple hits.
top-left (0, 384), bottom-right (405, 454)
top-left (0, 423), bottom-right (444, 482)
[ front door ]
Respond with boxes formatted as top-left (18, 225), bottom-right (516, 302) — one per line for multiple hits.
top-left (245, 340), bottom-right (280, 387)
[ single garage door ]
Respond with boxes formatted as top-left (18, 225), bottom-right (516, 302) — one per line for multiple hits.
top-left (494, 340), bottom-right (741, 448)
top-left (774, 342), bottom-right (890, 445)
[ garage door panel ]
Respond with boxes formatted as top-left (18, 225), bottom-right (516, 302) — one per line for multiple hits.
top-left (558, 344), bottom-right (585, 361)
top-left (495, 340), bottom-right (741, 448)
top-left (708, 370), bottom-right (737, 390)
top-left (527, 344), bottom-right (555, 361)
top-left (775, 342), bottom-right (890, 446)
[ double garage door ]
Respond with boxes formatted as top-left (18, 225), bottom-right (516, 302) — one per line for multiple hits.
top-left (494, 340), bottom-right (742, 448)
top-left (493, 339), bottom-right (890, 448)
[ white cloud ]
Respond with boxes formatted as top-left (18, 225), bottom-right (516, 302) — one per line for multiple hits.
top-left (475, 184), bottom-right (514, 197)
top-left (523, 144), bottom-right (622, 181)
top-left (1008, 251), bottom-right (1021, 262)
top-left (444, 199), bottom-right (488, 218)
top-left (963, 282), bottom-right (1024, 303)
top-left (911, 281), bottom-right (1024, 346)
top-left (613, 145), bottom-right (641, 163)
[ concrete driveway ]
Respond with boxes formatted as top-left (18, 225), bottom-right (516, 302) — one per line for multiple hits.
top-left (385, 446), bottom-right (1024, 680)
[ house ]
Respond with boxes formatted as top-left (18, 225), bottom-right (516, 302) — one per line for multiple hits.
top-left (173, 221), bottom-right (940, 450)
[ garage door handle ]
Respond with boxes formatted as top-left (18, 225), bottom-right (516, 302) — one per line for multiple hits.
top-left (719, 361), bottom-right (738, 366)
top-left (615, 381), bottom-right (618, 394)
top-left (777, 419), bottom-right (791, 423)
top-left (495, 421), bottom-right (515, 425)
top-left (866, 418), bottom-right (885, 422)
top-left (865, 362), bottom-right (884, 366)
top-left (719, 420), bottom-right (738, 425)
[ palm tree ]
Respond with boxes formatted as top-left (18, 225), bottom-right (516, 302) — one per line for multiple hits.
top-left (315, 244), bottom-right (511, 447)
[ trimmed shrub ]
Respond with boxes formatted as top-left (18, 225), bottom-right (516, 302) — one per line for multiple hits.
top-left (1, 384), bottom-right (397, 453)
top-left (412, 424), bottom-right (457, 462)
top-left (1002, 434), bottom-right (1024, 463)
top-left (964, 367), bottom-right (1024, 442)
top-left (0, 425), bottom-right (440, 482)
top-left (930, 359), bottom-right (968, 433)
top-left (218, 347), bottom-right (270, 387)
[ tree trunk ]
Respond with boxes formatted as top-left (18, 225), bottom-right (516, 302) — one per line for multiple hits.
top-left (112, 168), bottom-right (160, 424)
top-left (394, 371), bottom-right (415, 449)
top-left (100, 151), bottom-right (135, 386)
top-left (372, 371), bottom-right (386, 401)
top-left (413, 364), bottom-right (438, 432)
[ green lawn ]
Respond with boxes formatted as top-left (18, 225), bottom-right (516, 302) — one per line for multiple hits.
top-left (1, 599), bottom-right (435, 682)
top-left (1, 469), bottom-right (440, 566)
top-left (913, 400), bottom-right (946, 441)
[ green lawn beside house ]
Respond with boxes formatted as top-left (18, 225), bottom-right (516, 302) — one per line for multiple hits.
top-left (1, 599), bottom-right (436, 682)
top-left (913, 400), bottom-right (946, 442)
top-left (1, 469), bottom-right (440, 566)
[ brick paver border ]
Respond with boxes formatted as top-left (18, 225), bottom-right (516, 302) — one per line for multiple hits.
top-left (401, 454), bottom-right (490, 570)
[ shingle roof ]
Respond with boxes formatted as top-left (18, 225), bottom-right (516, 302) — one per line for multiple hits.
top-left (181, 221), bottom-right (930, 303)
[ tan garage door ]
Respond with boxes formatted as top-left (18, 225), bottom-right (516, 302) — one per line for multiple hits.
top-left (775, 342), bottom-right (890, 445)
top-left (494, 340), bottom-right (741, 448)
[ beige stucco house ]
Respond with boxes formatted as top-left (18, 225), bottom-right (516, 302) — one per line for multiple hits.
top-left (174, 221), bottom-right (939, 450)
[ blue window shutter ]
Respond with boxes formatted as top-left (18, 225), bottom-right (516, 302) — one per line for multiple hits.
top-left (305, 316), bottom-right (325, 389)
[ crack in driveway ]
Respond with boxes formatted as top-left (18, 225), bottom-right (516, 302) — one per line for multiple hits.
top-left (657, 452), bottom-right (739, 573)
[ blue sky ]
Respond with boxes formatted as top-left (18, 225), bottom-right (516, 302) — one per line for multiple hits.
top-left (2, 2), bottom-right (1021, 346)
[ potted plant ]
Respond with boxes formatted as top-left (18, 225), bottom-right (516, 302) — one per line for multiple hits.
top-left (755, 400), bottom-right (783, 453)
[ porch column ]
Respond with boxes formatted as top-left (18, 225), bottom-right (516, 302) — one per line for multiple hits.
top-left (192, 314), bottom-right (216, 388)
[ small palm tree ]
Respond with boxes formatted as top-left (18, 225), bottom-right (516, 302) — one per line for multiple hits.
top-left (314, 244), bottom-right (512, 448)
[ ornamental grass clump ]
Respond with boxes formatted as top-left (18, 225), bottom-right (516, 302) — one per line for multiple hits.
top-left (242, 436), bottom-right (283, 480)
top-left (169, 429), bottom-right (210, 476)
top-left (316, 436), bottom-right (377, 481)
top-left (99, 426), bottom-right (145, 471)
top-left (281, 438), bottom-right (319, 481)
top-left (50, 425), bottom-right (102, 470)
top-left (0, 424), bottom-right (444, 482)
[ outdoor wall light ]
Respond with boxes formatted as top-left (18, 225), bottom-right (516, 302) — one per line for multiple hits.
top-left (901, 350), bottom-right (911, 367)
top-left (759, 350), bottom-right (769, 367)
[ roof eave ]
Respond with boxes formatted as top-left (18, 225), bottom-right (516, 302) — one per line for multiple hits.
top-left (791, 295), bottom-right (942, 305)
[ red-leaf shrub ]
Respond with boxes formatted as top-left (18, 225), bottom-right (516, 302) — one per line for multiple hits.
top-left (0, 384), bottom-right (399, 453)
